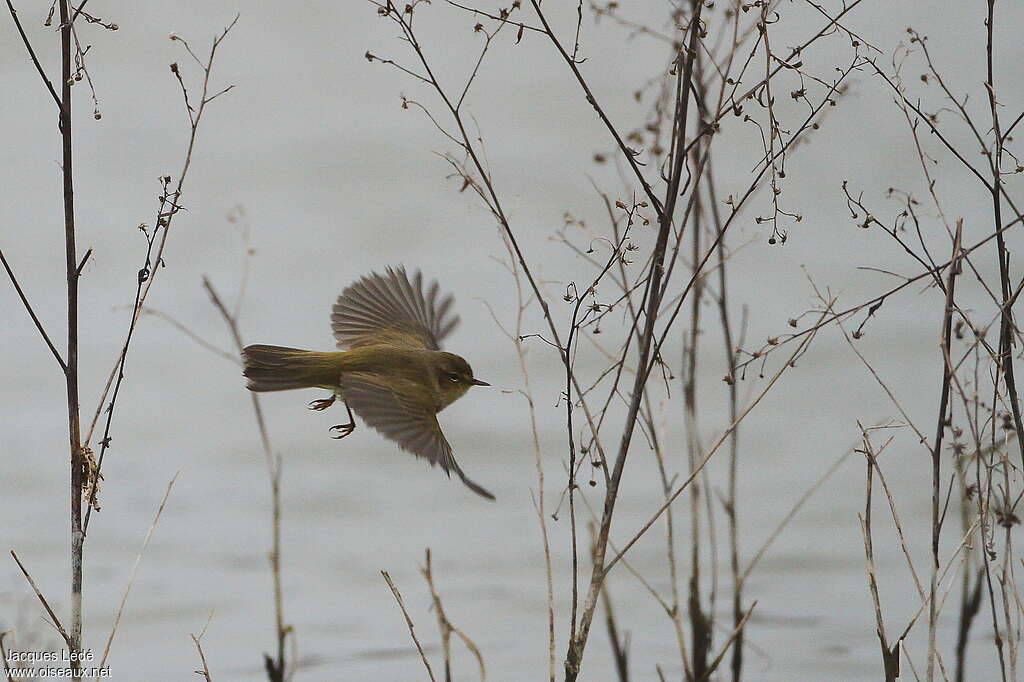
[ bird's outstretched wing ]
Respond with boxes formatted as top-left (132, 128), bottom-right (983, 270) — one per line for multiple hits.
top-left (340, 373), bottom-right (495, 500)
top-left (331, 266), bottom-right (459, 351)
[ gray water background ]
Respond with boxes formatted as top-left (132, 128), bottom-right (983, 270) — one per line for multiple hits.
top-left (3, 1), bottom-right (1024, 680)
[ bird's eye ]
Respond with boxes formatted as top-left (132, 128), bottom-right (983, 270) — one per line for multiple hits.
top-left (447, 373), bottom-right (460, 383)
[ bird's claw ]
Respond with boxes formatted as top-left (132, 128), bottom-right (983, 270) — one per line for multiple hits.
top-left (330, 423), bottom-right (355, 439)
top-left (309, 395), bottom-right (336, 411)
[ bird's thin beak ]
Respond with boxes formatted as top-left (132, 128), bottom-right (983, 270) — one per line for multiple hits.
top-left (471, 378), bottom-right (491, 387)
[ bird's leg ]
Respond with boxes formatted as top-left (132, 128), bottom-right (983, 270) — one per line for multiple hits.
top-left (308, 393), bottom-right (336, 411)
top-left (330, 402), bottom-right (356, 440)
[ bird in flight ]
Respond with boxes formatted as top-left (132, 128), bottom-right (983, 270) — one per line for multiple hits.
top-left (241, 266), bottom-right (494, 499)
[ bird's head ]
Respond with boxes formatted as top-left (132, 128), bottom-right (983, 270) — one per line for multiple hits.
top-left (433, 352), bottom-right (489, 408)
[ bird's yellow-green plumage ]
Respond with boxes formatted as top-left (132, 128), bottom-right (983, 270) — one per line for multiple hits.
top-left (241, 267), bottom-right (493, 500)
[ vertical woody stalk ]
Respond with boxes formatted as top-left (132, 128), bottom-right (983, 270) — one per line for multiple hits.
top-left (57, 0), bottom-right (85, 676)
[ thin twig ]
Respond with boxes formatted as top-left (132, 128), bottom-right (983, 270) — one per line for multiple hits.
top-left (859, 433), bottom-right (900, 682)
top-left (695, 601), bottom-right (758, 682)
top-left (4, 0), bottom-right (62, 109)
top-left (99, 473), bottom-right (179, 668)
top-left (610, 308), bottom-right (829, 577)
top-left (10, 551), bottom-right (72, 649)
top-left (140, 308), bottom-right (238, 364)
top-left (740, 446), bottom-right (849, 584)
top-left (493, 243), bottom-right (556, 682)
top-left (202, 276), bottom-right (287, 682)
top-left (0, 630), bottom-right (14, 682)
top-left (381, 570), bottom-right (437, 682)
top-left (422, 549), bottom-right (486, 682)
top-left (191, 614), bottom-right (215, 682)
top-left (0, 247), bottom-right (67, 372)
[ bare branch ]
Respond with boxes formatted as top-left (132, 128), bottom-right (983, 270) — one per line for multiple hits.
top-left (0, 247), bottom-right (67, 372)
top-left (381, 570), bottom-right (437, 682)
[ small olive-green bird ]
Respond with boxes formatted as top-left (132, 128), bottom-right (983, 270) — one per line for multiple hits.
top-left (241, 266), bottom-right (494, 500)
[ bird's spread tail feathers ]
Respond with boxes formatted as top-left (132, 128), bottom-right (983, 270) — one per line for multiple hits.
top-left (242, 344), bottom-right (340, 392)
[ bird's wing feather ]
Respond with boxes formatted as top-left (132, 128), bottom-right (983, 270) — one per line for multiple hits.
top-left (331, 267), bottom-right (459, 351)
top-left (340, 373), bottom-right (494, 500)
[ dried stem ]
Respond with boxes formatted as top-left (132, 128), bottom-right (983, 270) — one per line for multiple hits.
top-left (983, 0), bottom-right (1024, 478)
top-left (4, 0), bottom-right (62, 109)
top-left (0, 630), bottom-right (13, 682)
top-left (599, 563), bottom-right (630, 682)
top-left (99, 473), bottom-right (179, 668)
top-left (421, 549), bottom-right (486, 682)
top-left (191, 620), bottom-right (214, 682)
top-left (381, 570), bottom-right (437, 682)
top-left (10, 551), bottom-right (72, 649)
top-left (495, 241), bottom-right (556, 681)
top-left (859, 432), bottom-right (901, 682)
top-left (0, 247), bottom-right (67, 372)
top-left (202, 276), bottom-right (288, 682)
top-left (53, 1), bottom-right (86, 674)
top-left (928, 221), bottom-right (963, 681)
